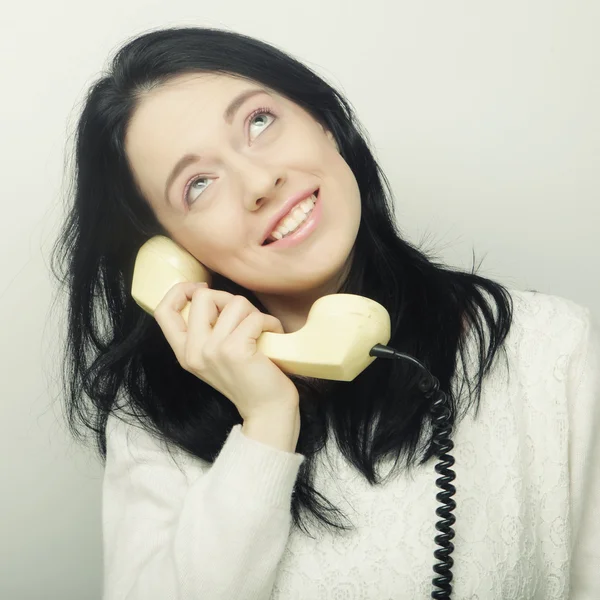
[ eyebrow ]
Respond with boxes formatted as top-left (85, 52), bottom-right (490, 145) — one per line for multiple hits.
top-left (163, 88), bottom-right (267, 205)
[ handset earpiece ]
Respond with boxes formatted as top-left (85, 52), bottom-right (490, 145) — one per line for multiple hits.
top-left (131, 236), bottom-right (391, 381)
top-left (131, 235), bottom-right (212, 324)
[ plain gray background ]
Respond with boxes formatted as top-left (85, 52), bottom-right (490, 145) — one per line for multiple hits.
top-left (1, 1), bottom-right (598, 598)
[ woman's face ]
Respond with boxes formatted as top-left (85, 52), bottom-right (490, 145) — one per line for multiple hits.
top-left (125, 72), bottom-right (361, 296)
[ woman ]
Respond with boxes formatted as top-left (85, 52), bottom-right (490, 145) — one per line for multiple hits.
top-left (52, 27), bottom-right (599, 599)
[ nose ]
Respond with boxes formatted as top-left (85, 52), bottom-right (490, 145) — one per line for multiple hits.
top-left (231, 154), bottom-right (285, 211)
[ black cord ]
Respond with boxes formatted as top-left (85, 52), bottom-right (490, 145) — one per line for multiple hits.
top-left (370, 344), bottom-right (457, 599)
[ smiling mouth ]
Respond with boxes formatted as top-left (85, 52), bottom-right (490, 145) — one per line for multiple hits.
top-left (262, 189), bottom-right (319, 246)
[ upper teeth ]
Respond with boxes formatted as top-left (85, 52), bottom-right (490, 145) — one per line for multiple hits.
top-left (268, 194), bottom-right (316, 241)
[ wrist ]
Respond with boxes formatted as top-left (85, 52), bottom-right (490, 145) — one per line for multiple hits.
top-left (242, 405), bottom-right (301, 453)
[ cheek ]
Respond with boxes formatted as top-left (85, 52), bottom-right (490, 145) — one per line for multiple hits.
top-left (319, 141), bottom-right (350, 185)
top-left (324, 149), bottom-right (359, 202)
top-left (180, 211), bottom-right (245, 265)
top-left (276, 126), bottom-right (331, 167)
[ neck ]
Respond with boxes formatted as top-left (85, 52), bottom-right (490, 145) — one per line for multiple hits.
top-left (256, 256), bottom-right (353, 333)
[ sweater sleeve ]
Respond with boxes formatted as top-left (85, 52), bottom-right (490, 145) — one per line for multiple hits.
top-left (568, 308), bottom-right (600, 598)
top-left (101, 413), bottom-right (305, 600)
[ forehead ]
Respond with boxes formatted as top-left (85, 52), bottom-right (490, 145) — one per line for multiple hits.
top-left (144, 72), bottom-right (262, 106)
top-left (128, 72), bottom-right (264, 134)
top-left (125, 74), bottom-right (265, 174)
top-left (128, 72), bottom-right (293, 157)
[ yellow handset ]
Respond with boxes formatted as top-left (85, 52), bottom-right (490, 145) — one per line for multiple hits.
top-left (131, 236), bottom-right (391, 381)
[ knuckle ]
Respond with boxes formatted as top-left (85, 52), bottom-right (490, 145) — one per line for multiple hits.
top-left (199, 344), bottom-right (219, 364)
top-left (206, 340), bottom-right (240, 363)
top-left (192, 287), bottom-right (207, 300)
top-left (220, 337), bottom-right (241, 355)
top-left (231, 295), bottom-right (253, 309)
top-left (184, 347), bottom-right (206, 372)
top-left (246, 311), bottom-right (263, 325)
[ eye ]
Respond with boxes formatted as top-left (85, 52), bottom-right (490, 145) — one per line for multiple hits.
top-left (248, 107), bottom-right (276, 140)
top-left (185, 176), bottom-right (212, 205)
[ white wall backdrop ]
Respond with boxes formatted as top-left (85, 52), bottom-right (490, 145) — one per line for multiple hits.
top-left (1, 1), bottom-right (598, 598)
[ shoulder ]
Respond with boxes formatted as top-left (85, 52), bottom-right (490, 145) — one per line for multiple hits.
top-left (104, 409), bottom-right (198, 471)
top-left (456, 289), bottom-right (597, 464)
top-left (475, 290), bottom-right (600, 438)
top-left (503, 289), bottom-right (592, 369)
top-left (105, 410), bottom-right (168, 454)
top-left (508, 288), bottom-right (590, 336)
top-left (460, 288), bottom-right (595, 403)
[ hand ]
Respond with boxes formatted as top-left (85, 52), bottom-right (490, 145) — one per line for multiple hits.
top-left (153, 282), bottom-right (300, 421)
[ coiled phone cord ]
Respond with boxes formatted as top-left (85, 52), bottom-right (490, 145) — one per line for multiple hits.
top-left (370, 344), bottom-right (457, 600)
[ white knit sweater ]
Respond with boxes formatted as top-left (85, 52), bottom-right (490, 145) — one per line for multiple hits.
top-left (101, 290), bottom-right (600, 599)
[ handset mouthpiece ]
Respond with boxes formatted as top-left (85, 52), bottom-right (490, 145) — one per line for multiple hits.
top-left (257, 294), bottom-right (391, 381)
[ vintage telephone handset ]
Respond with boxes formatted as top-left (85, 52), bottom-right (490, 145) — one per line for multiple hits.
top-left (131, 235), bottom-right (458, 599)
top-left (131, 236), bottom-right (392, 381)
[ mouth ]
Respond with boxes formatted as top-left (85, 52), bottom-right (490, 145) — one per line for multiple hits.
top-left (262, 188), bottom-right (320, 246)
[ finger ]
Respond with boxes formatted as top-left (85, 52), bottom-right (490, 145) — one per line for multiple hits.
top-left (185, 286), bottom-right (235, 344)
top-left (208, 296), bottom-right (257, 345)
top-left (185, 290), bottom-right (262, 362)
top-left (154, 282), bottom-right (232, 357)
top-left (153, 282), bottom-right (205, 357)
top-left (260, 314), bottom-right (285, 334)
top-left (155, 281), bottom-right (206, 320)
top-left (230, 311), bottom-right (285, 347)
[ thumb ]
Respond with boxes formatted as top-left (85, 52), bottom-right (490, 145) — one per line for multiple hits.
top-left (261, 314), bottom-right (285, 335)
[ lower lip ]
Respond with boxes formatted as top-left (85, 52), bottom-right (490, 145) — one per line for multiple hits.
top-left (264, 191), bottom-right (322, 249)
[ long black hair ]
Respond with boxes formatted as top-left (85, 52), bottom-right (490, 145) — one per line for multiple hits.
top-left (51, 26), bottom-right (513, 537)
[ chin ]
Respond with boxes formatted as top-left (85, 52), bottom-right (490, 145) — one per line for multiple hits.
top-left (235, 230), bottom-right (357, 296)
top-left (256, 261), bottom-right (353, 296)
